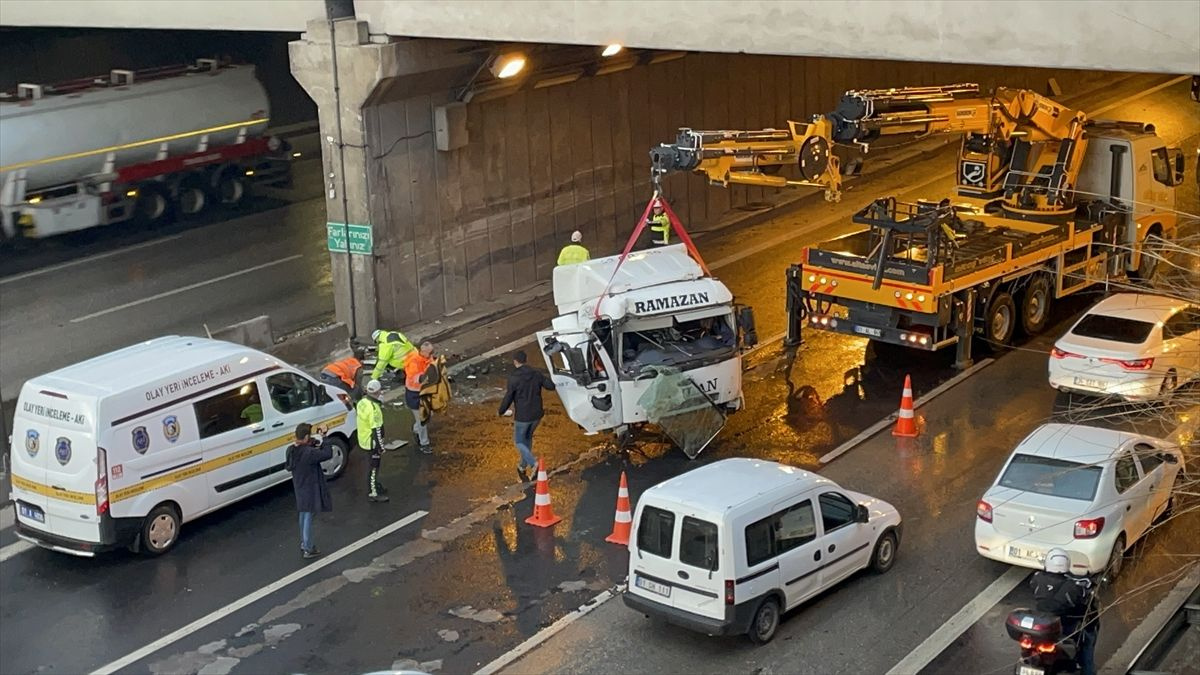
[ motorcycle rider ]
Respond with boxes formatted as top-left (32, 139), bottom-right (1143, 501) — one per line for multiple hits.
top-left (1029, 547), bottom-right (1099, 675)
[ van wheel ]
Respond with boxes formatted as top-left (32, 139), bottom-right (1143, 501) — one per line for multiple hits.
top-left (747, 596), bottom-right (780, 645)
top-left (321, 437), bottom-right (350, 480)
top-left (141, 505), bottom-right (181, 556)
top-left (870, 530), bottom-right (899, 574)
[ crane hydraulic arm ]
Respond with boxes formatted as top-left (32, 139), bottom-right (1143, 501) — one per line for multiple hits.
top-left (650, 83), bottom-right (1090, 215)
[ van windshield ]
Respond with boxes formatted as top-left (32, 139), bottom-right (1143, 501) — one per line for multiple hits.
top-left (680, 516), bottom-right (719, 571)
top-left (636, 506), bottom-right (675, 559)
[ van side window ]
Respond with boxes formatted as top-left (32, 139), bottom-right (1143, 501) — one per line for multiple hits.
top-left (267, 373), bottom-right (319, 414)
top-left (818, 492), bottom-right (857, 533)
top-left (680, 517), bottom-right (719, 571)
top-left (745, 499), bottom-right (816, 567)
top-left (636, 506), bottom-right (676, 559)
top-left (194, 382), bottom-right (263, 439)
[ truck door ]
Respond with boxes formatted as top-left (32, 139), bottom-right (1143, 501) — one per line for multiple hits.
top-left (535, 330), bottom-right (622, 433)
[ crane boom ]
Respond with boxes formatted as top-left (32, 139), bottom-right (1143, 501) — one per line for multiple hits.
top-left (650, 83), bottom-right (1091, 216)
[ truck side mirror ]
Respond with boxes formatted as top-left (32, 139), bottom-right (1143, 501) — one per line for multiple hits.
top-left (738, 306), bottom-right (758, 347)
top-left (1170, 148), bottom-right (1185, 186)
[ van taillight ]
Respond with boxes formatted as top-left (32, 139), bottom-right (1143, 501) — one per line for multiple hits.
top-left (724, 579), bottom-right (735, 606)
top-left (95, 447), bottom-right (109, 516)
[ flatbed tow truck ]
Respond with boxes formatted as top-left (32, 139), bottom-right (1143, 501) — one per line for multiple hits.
top-left (651, 83), bottom-right (1187, 368)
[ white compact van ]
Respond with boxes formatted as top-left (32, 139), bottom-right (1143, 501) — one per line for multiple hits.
top-left (625, 458), bottom-right (902, 644)
top-left (10, 336), bottom-right (357, 557)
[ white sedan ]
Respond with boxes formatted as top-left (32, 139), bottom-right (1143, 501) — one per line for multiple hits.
top-left (975, 423), bottom-right (1184, 577)
top-left (1048, 293), bottom-right (1200, 400)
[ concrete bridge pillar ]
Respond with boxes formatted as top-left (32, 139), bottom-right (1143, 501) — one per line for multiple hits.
top-left (289, 19), bottom-right (475, 338)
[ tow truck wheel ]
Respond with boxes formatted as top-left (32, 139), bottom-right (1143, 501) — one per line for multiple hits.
top-left (981, 292), bottom-right (1016, 350)
top-left (1018, 276), bottom-right (1052, 336)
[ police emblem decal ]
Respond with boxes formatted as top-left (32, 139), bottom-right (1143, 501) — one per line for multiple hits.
top-left (25, 429), bottom-right (40, 457)
top-left (132, 426), bottom-right (151, 454)
top-left (163, 415), bottom-right (181, 443)
top-left (55, 437), bottom-right (72, 465)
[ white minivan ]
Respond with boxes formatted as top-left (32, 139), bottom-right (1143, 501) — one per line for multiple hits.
top-left (624, 458), bottom-right (902, 644)
top-left (10, 336), bottom-right (357, 557)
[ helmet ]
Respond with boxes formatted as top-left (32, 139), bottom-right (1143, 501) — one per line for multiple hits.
top-left (1044, 548), bottom-right (1071, 574)
top-left (365, 379), bottom-right (382, 395)
top-left (571, 230), bottom-right (583, 243)
top-left (371, 329), bottom-right (383, 342)
top-left (652, 199), bottom-right (664, 210)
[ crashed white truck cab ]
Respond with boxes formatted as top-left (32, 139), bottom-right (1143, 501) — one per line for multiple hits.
top-left (537, 244), bottom-right (755, 446)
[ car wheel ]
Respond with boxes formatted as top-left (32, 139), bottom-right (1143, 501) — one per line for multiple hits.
top-left (870, 530), bottom-right (899, 574)
top-left (1018, 276), bottom-right (1052, 336)
top-left (1159, 371), bottom-right (1178, 396)
top-left (321, 436), bottom-right (350, 480)
top-left (141, 504), bottom-right (181, 556)
top-left (981, 292), bottom-right (1016, 351)
top-left (747, 596), bottom-right (780, 645)
top-left (1105, 534), bottom-right (1126, 580)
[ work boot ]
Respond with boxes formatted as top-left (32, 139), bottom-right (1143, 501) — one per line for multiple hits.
top-left (369, 493), bottom-right (390, 503)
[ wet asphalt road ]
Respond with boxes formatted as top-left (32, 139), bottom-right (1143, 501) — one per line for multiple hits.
top-left (0, 75), bottom-right (1197, 675)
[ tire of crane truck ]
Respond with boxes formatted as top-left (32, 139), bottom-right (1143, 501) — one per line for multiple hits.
top-left (1130, 228), bottom-right (1164, 283)
top-left (980, 291), bottom-right (1016, 352)
top-left (1018, 274), bottom-right (1053, 336)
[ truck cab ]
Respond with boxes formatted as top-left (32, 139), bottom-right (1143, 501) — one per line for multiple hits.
top-left (1074, 123), bottom-right (1184, 278)
top-left (537, 245), bottom-right (754, 445)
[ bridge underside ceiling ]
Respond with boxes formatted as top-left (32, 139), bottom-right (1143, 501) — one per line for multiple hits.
top-left (2, 0), bottom-right (1197, 74)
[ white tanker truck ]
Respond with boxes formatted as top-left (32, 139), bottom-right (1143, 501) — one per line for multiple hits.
top-left (0, 59), bottom-right (292, 242)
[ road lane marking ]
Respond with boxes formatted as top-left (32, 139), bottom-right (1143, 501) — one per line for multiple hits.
top-left (90, 509), bottom-right (427, 675)
top-left (0, 235), bottom-right (184, 286)
top-left (819, 357), bottom-right (995, 464)
top-left (70, 254), bottom-right (303, 323)
top-left (0, 539), bottom-right (34, 563)
top-left (885, 566), bottom-right (1028, 675)
top-left (1090, 74), bottom-right (1190, 115)
top-left (476, 582), bottom-right (627, 675)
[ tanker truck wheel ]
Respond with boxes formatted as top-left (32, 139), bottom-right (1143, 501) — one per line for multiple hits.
top-left (215, 170), bottom-right (247, 208)
top-left (134, 183), bottom-right (174, 229)
top-left (176, 176), bottom-right (209, 218)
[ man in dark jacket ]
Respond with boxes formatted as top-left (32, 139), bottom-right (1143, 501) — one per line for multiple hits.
top-left (498, 350), bottom-right (556, 481)
top-left (286, 422), bottom-right (333, 559)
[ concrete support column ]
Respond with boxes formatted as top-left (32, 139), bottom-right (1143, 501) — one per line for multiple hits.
top-left (289, 19), bottom-right (475, 337)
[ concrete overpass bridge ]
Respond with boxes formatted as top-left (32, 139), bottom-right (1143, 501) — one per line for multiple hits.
top-left (4, 0), bottom-right (1198, 336)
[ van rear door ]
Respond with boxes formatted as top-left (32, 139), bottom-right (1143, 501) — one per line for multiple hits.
top-left (10, 386), bottom-right (102, 543)
top-left (672, 512), bottom-right (725, 621)
top-left (629, 501), bottom-right (725, 621)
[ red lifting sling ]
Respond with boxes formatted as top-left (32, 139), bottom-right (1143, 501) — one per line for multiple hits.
top-left (593, 194), bottom-right (711, 319)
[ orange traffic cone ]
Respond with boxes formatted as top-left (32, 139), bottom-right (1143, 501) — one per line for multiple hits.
top-left (525, 459), bottom-right (562, 528)
top-left (892, 374), bottom-right (919, 438)
top-left (605, 471), bottom-right (633, 546)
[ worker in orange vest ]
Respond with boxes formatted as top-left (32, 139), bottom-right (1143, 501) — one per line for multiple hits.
top-left (319, 349), bottom-right (364, 397)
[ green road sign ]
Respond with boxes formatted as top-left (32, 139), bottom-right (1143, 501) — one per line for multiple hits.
top-left (327, 222), bottom-right (373, 255)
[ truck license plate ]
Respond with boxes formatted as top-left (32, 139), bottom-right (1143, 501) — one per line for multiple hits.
top-left (636, 575), bottom-right (671, 598)
top-left (18, 503), bottom-right (45, 524)
top-left (854, 325), bottom-right (882, 337)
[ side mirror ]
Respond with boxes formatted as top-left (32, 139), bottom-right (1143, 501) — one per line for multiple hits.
top-left (738, 306), bottom-right (758, 347)
top-left (1170, 148), bottom-right (1185, 186)
top-left (856, 504), bottom-right (870, 524)
top-left (1161, 452), bottom-right (1179, 465)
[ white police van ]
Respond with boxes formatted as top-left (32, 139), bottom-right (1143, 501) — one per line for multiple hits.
top-left (9, 336), bottom-right (357, 557)
top-left (625, 458), bottom-right (903, 643)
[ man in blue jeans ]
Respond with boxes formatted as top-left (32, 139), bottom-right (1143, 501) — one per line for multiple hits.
top-left (286, 423), bottom-right (333, 559)
top-left (498, 350), bottom-right (556, 481)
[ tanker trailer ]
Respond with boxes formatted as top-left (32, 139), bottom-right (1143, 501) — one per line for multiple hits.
top-left (0, 59), bottom-right (291, 242)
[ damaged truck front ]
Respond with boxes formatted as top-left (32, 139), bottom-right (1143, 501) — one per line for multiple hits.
top-left (536, 244), bottom-right (756, 457)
